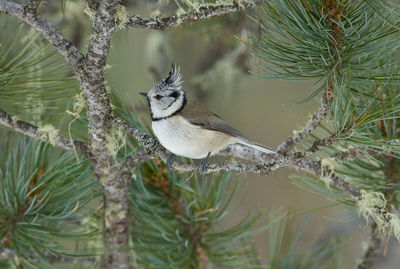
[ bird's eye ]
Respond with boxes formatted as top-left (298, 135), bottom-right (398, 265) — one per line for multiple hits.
top-left (154, 94), bottom-right (163, 100)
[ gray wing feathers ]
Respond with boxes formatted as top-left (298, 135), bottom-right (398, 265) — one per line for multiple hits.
top-left (181, 101), bottom-right (247, 139)
top-left (181, 100), bottom-right (276, 154)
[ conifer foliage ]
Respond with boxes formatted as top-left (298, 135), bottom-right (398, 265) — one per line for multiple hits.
top-left (0, 0), bottom-right (400, 268)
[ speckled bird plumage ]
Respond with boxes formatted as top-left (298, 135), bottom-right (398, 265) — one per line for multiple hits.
top-left (141, 64), bottom-right (275, 161)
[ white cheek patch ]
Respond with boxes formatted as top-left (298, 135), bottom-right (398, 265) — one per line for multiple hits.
top-left (151, 95), bottom-right (184, 119)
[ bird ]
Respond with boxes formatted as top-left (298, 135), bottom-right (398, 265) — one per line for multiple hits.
top-left (140, 64), bottom-right (275, 173)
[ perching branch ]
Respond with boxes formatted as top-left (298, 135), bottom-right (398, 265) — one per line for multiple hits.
top-left (123, 1), bottom-right (258, 30)
top-left (0, 109), bottom-right (88, 156)
top-left (112, 113), bottom-right (367, 202)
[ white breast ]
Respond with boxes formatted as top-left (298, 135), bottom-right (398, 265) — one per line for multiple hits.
top-left (152, 116), bottom-right (234, 159)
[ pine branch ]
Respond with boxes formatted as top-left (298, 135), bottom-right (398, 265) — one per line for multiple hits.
top-left (290, 158), bottom-right (362, 201)
top-left (81, 1), bottom-right (134, 268)
top-left (112, 115), bottom-right (159, 153)
top-left (0, 0), bottom-right (84, 73)
top-left (113, 113), bottom-right (369, 205)
top-left (277, 97), bottom-right (329, 154)
top-left (0, 109), bottom-right (88, 156)
top-left (146, 161), bottom-right (210, 267)
top-left (332, 148), bottom-right (376, 160)
top-left (27, 0), bottom-right (42, 11)
top-left (356, 223), bottom-right (382, 269)
top-left (123, 1), bottom-right (258, 30)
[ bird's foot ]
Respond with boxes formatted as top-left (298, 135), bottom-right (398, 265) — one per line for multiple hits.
top-left (166, 154), bottom-right (176, 170)
top-left (199, 152), bottom-right (211, 174)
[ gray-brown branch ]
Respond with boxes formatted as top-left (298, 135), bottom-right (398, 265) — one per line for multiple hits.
top-left (123, 1), bottom-right (258, 30)
top-left (80, 1), bottom-right (133, 268)
top-left (356, 223), bottom-right (382, 269)
top-left (0, 109), bottom-right (88, 156)
top-left (276, 97), bottom-right (329, 155)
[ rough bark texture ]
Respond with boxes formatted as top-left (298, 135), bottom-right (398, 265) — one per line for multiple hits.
top-left (124, 2), bottom-right (258, 30)
top-left (81, 1), bottom-right (133, 268)
top-left (0, 109), bottom-right (88, 155)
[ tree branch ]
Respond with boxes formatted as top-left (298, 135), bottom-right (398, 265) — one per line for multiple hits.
top-left (112, 115), bottom-right (159, 153)
top-left (123, 1), bottom-right (257, 30)
top-left (276, 97), bottom-right (329, 155)
top-left (0, 0), bottom-right (84, 73)
top-left (290, 158), bottom-right (362, 201)
top-left (356, 223), bottom-right (382, 269)
top-left (0, 109), bottom-right (88, 156)
top-left (79, 1), bottom-right (134, 268)
top-left (27, 0), bottom-right (42, 11)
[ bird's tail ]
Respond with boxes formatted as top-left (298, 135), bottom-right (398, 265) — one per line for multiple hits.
top-left (238, 139), bottom-right (276, 155)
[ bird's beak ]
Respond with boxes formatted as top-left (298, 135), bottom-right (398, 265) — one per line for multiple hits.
top-left (139, 92), bottom-right (147, 98)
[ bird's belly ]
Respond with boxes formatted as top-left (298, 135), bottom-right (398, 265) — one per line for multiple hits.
top-left (152, 117), bottom-right (233, 159)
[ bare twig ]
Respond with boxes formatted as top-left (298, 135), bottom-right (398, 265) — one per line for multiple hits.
top-left (0, 109), bottom-right (88, 156)
top-left (356, 223), bottom-right (382, 269)
top-left (123, 2), bottom-right (258, 30)
top-left (276, 97), bottom-right (329, 155)
top-left (112, 115), bottom-right (159, 152)
top-left (290, 158), bottom-right (362, 201)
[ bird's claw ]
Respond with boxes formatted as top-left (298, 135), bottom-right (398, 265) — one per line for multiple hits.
top-left (166, 154), bottom-right (176, 171)
top-left (199, 152), bottom-right (211, 175)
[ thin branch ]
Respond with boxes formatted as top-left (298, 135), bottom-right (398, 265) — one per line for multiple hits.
top-left (356, 223), bottom-right (382, 269)
top-left (0, 0), bottom-right (84, 73)
top-left (112, 115), bottom-right (159, 153)
top-left (122, 149), bottom-right (152, 169)
top-left (291, 134), bottom-right (337, 159)
top-left (289, 158), bottom-right (362, 201)
top-left (27, 0), bottom-right (42, 11)
top-left (113, 114), bottom-right (366, 202)
top-left (0, 109), bottom-right (88, 156)
top-left (123, 1), bottom-right (258, 30)
top-left (276, 97), bottom-right (329, 155)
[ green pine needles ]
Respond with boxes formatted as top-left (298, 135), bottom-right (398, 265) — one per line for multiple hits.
top-left (251, 0), bottom-right (400, 245)
top-left (0, 18), bottom-right (79, 123)
top-left (0, 139), bottom-right (99, 268)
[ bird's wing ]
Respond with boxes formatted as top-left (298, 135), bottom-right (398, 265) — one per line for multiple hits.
top-left (180, 100), bottom-right (248, 140)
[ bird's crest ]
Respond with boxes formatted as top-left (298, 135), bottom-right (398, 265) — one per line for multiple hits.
top-left (163, 64), bottom-right (182, 89)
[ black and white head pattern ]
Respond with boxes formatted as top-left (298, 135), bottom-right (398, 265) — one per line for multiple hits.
top-left (146, 64), bottom-right (186, 120)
